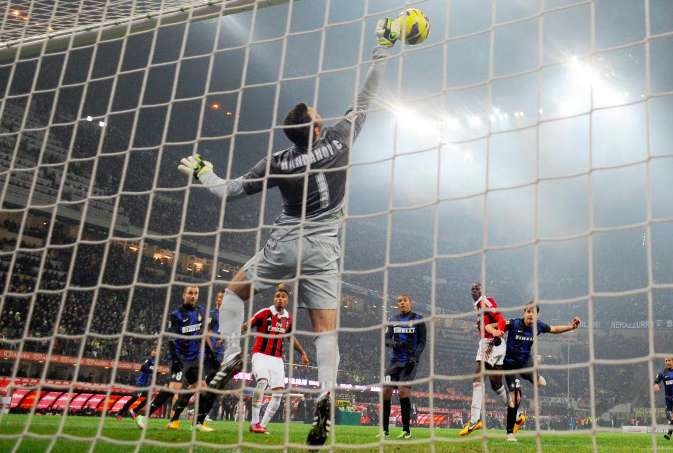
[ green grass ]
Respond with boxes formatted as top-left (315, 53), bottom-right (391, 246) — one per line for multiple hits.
top-left (0, 414), bottom-right (671, 452)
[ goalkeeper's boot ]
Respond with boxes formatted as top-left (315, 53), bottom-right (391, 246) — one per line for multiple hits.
top-left (192, 423), bottom-right (214, 432)
top-left (375, 431), bottom-right (389, 439)
top-left (665, 432), bottom-right (672, 441)
top-left (506, 433), bottom-right (518, 442)
top-left (513, 413), bottom-right (527, 433)
top-left (208, 352), bottom-right (243, 390)
top-left (306, 392), bottom-right (331, 447)
top-left (167, 420), bottom-right (180, 430)
top-left (397, 431), bottom-right (412, 440)
top-left (134, 415), bottom-right (147, 430)
top-left (458, 419), bottom-right (483, 436)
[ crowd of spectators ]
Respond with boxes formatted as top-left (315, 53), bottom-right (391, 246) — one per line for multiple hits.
top-left (0, 172), bottom-right (671, 428)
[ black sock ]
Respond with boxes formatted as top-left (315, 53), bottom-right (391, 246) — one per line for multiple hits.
top-left (400, 397), bottom-right (411, 433)
top-left (507, 406), bottom-right (517, 434)
top-left (382, 399), bottom-right (391, 433)
top-left (118, 395), bottom-right (137, 416)
top-left (171, 392), bottom-right (191, 422)
top-left (148, 390), bottom-right (173, 416)
top-left (196, 392), bottom-right (215, 424)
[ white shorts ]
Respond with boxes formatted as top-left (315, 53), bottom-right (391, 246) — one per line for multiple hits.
top-left (475, 338), bottom-right (506, 367)
top-left (243, 233), bottom-right (340, 310)
top-left (252, 352), bottom-right (286, 389)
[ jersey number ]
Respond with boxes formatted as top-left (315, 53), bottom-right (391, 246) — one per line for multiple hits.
top-left (314, 173), bottom-right (330, 209)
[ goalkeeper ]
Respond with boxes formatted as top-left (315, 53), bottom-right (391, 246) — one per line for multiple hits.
top-left (178, 17), bottom-right (400, 447)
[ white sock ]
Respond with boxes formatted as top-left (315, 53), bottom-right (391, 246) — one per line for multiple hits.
top-left (495, 385), bottom-right (508, 404)
top-left (261, 393), bottom-right (282, 427)
top-left (470, 382), bottom-right (483, 424)
top-left (314, 332), bottom-right (339, 393)
top-left (251, 379), bottom-right (267, 425)
top-left (220, 289), bottom-right (245, 357)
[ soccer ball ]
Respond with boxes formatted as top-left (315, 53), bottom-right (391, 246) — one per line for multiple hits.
top-left (397, 8), bottom-right (430, 45)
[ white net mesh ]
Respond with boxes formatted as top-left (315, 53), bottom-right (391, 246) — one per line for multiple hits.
top-left (1, 0), bottom-right (673, 451)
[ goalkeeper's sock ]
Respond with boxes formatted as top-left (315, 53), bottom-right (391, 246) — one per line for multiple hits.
top-left (506, 406), bottom-right (518, 434)
top-left (469, 382), bottom-right (483, 424)
top-left (171, 392), bottom-right (191, 422)
top-left (382, 399), bottom-right (391, 433)
top-left (315, 332), bottom-right (339, 392)
top-left (261, 393), bottom-right (282, 427)
top-left (400, 397), bottom-right (411, 433)
top-left (495, 385), bottom-right (508, 404)
top-left (220, 289), bottom-right (245, 358)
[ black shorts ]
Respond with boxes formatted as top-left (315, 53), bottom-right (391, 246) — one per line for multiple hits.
top-left (170, 358), bottom-right (219, 386)
top-left (504, 361), bottom-right (534, 391)
top-left (666, 400), bottom-right (673, 422)
top-left (385, 362), bottom-right (418, 386)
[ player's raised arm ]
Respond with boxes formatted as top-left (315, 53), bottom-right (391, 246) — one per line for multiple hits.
top-left (548, 316), bottom-right (581, 334)
top-left (328, 19), bottom-right (396, 145)
top-left (178, 153), bottom-right (273, 201)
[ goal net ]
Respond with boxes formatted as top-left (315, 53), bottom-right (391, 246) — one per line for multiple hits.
top-left (1, 0), bottom-right (672, 451)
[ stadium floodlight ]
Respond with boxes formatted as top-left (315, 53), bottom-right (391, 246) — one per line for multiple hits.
top-left (467, 115), bottom-right (483, 129)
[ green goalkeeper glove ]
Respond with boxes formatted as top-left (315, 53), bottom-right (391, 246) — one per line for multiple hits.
top-left (376, 17), bottom-right (399, 48)
top-left (178, 154), bottom-right (213, 179)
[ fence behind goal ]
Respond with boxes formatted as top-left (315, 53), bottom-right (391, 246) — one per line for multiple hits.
top-left (1, 0), bottom-right (673, 451)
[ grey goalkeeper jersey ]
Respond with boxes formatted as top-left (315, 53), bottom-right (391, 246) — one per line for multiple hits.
top-left (199, 46), bottom-right (390, 237)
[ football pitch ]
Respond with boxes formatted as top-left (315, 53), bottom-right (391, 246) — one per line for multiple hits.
top-left (1, 415), bottom-right (672, 453)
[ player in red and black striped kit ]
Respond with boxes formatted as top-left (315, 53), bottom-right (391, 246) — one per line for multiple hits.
top-left (242, 285), bottom-right (309, 434)
top-left (460, 282), bottom-right (510, 436)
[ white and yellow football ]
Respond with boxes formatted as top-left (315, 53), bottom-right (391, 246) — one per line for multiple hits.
top-left (397, 8), bottom-right (430, 45)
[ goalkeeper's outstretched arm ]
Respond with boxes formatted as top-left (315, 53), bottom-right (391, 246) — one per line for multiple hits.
top-left (178, 153), bottom-right (269, 200)
top-left (328, 18), bottom-right (397, 143)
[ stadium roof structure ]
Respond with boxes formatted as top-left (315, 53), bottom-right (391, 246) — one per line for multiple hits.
top-left (0, 0), bottom-right (288, 49)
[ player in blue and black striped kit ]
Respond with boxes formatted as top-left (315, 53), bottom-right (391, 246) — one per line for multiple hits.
top-left (491, 302), bottom-right (580, 442)
top-left (134, 286), bottom-right (220, 432)
top-left (116, 349), bottom-right (156, 420)
top-left (380, 294), bottom-right (426, 439)
top-left (654, 356), bottom-right (673, 440)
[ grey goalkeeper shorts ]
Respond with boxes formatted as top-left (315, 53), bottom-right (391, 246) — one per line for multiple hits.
top-left (243, 233), bottom-right (340, 310)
